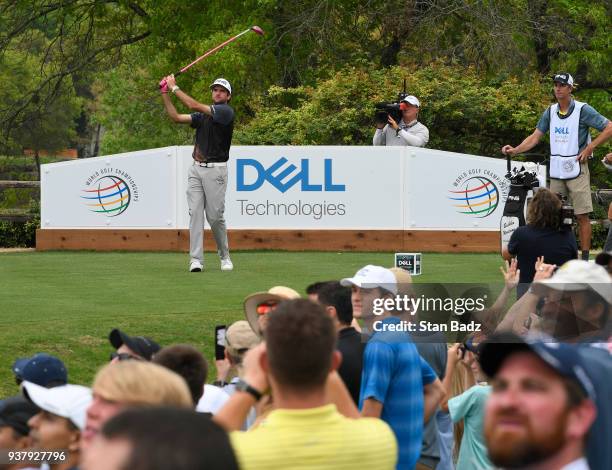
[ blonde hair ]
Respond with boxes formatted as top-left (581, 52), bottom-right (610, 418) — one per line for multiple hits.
top-left (450, 360), bottom-right (473, 461)
top-left (93, 361), bottom-right (192, 408)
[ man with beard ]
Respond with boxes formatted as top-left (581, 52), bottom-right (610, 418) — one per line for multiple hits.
top-left (479, 332), bottom-right (597, 470)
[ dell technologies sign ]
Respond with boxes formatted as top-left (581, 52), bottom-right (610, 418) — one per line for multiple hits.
top-left (235, 157), bottom-right (347, 220)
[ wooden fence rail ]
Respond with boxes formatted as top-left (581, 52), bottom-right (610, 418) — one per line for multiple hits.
top-left (0, 180), bottom-right (40, 189)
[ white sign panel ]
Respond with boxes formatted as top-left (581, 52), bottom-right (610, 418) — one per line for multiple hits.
top-left (404, 148), bottom-right (546, 229)
top-left (40, 145), bottom-right (545, 231)
top-left (41, 147), bottom-right (177, 228)
top-left (177, 146), bottom-right (404, 229)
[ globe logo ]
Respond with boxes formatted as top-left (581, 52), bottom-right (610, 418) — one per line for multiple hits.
top-left (81, 176), bottom-right (131, 216)
top-left (449, 176), bottom-right (499, 218)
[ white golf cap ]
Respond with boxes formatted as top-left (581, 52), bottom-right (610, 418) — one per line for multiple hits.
top-left (340, 265), bottom-right (398, 295)
top-left (401, 95), bottom-right (420, 107)
top-left (531, 260), bottom-right (612, 304)
top-left (552, 72), bottom-right (574, 87)
top-left (210, 78), bottom-right (232, 94)
top-left (22, 381), bottom-right (92, 430)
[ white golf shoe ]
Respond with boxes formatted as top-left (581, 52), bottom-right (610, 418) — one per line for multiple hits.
top-left (220, 257), bottom-right (234, 271)
top-left (189, 260), bottom-right (203, 272)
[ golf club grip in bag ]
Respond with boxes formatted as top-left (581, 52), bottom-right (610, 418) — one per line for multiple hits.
top-left (500, 155), bottom-right (540, 255)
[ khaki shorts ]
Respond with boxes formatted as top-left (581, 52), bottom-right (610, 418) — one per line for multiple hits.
top-left (549, 161), bottom-right (592, 214)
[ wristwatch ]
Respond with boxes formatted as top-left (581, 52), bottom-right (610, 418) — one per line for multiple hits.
top-left (234, 379), bottom-right (263, 401)
top-left (171, 85), bottom-right (180, 93)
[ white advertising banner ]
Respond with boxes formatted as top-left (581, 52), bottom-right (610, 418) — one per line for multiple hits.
top-left (41, 147), bottom-right (177, 228)
top-left (210, 146), bottom-right (403, 229)
top-left (404, 147), bottom-right (545, 229)
top-left (40, 145), bottom-right (545, 230)
top-left (406, 148), bottom-right (510, 229)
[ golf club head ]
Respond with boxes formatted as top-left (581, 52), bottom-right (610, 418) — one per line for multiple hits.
top-left (251, 25), bottom-right (265, 35)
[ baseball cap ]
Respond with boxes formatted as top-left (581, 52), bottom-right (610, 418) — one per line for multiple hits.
top-left (22, 381), bottom-right (92, 430)
top-left (531, 259), bottom-right (612, 304)
top-left (12, 353), bottom-right (67, 387)
top-left (401, 95), bottom-right (420, 107)
top-left (340, 265), bottom-right (398, 295)
top-left (552, 72), bottom-right (574, 87)
top-left (210, 78), bottom-right (232, 94)
top-left (479, 332), bottom-right (596, 401)
top-left (0, 396), bottom-right (40, 436)
top-left (225, 321), bottom-right (260, 354)
top-left (109, 329), bottom-right (161, 361)
top-left (244, 286), bottom-right (301, 336)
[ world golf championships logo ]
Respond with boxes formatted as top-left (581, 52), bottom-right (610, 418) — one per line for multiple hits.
top-left (449, 176), bottom-right (499, 218)
top-left (81, 170), bottom-right (139, 216)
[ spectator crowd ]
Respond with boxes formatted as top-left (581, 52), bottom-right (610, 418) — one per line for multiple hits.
top-left (1, 251), bottom-right (610, 470)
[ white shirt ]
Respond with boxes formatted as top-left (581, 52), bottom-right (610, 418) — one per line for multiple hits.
top-left (195, 384), bottom-right (230, 414)
top-left (561, 457), bottom-right (590, 470)
top-left (373, 119), bottom-right (429, 147)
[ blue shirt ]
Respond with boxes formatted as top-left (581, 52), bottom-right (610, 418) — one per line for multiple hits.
top-left (359, 317), bottom-right (437, 470)
top-left (578, 344), bottom-right (612, 470)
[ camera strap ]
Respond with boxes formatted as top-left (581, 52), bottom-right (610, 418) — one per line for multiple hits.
top-left (396, 120), bottom-right (418, 136)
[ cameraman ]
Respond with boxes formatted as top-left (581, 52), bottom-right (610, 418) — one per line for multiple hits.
top-left (373, 95), bottom-right (429, 147)
top-left (502, 188), bottom-right (577, 297)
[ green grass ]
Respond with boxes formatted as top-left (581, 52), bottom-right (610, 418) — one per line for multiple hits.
top-left (0, 251), bottom-right (503, 397)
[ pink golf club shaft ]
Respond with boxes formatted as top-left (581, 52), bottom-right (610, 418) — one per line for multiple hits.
top-left (173, 26), bottom-right (264, 78)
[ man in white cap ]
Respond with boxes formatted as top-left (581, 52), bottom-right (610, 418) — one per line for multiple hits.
top-left (22, 381), bottom-right (92, 470)
top-left (373, 95), bottom-right (429, 147)
top-left (529, 259), bottom-right (611, 342)
top-left (340, 265), bottom-right (444, 470)
top-left (502, 72), bottom-right (612, 262)
top-left (160, 74), bottom-right (235, 273)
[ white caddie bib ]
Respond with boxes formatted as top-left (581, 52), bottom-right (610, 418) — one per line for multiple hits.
top-left (549, 101), bottom-right (587, 179)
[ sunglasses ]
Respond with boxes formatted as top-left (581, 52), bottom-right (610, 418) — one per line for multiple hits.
top-left (109, 352), bottom-right (141, 362)
top-left (256, 301), bottom-right (278, 315)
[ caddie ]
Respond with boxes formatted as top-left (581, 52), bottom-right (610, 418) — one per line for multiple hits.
top-left (502, 72), bottom-right (612, 261)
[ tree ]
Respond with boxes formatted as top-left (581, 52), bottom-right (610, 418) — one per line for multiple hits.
top-left (0, 32), bottom-right (82, 160)
top-left (0, 0), bottom-right (150, 144)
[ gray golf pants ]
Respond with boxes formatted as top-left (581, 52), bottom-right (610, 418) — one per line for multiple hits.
top-left (187, 164), bottom-right (229, 263)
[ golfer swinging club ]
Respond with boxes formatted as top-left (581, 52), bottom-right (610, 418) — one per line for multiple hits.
top-left (160, 74), bottom-right (234, 272)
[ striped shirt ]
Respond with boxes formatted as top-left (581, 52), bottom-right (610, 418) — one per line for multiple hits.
top-left (360, 316), bottom-right (437, 470)
top-left (230, 404), bottom-right (397, 470)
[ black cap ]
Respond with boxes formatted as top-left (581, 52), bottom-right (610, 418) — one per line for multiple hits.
top-left (0, 396), bottom-right (40, 436)
top-left (109, 329), bottom-right (161, 360)
top-left (479, 332), bottom-right (596, 400)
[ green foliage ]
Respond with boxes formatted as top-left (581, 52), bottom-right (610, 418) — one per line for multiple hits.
top-left (0, 32), bottom-right (83, 154)
top-left (0, 200), bottom-right (40, 248)
top-left (548, 0), bottom-right (611, 86)
top-left (236, 63), bottom-right (551, 156)
top-left (1, 2), bottom-right (609, 169)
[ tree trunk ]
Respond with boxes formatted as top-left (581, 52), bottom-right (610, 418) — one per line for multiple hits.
top-left (528, 0), bottom-right (550, 74)
top-left (34, 150), bottom-right (41, 181)
top-left (380, 36), bottom-right (401, 67)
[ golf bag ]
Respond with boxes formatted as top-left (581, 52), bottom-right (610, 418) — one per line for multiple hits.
top-left (500, 156), bottom-right (541, 255)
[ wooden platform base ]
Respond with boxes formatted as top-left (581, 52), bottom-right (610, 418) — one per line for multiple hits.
top-left (36, 229), bottom-right (500, 252)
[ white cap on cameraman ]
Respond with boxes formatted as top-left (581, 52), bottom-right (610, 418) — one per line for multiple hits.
top-left (401, 95), bottom-right (420, 107)
top-left (210, 78), bottom-right (232, 95)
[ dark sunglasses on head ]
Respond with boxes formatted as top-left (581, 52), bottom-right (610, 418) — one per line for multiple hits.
top-left (256, 300), bottom-right (278, 316)
top-left (109, 352), bottom-right (141, 362)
